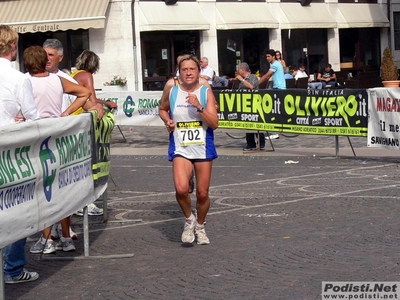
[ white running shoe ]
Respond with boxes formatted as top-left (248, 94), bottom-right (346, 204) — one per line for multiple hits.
top-left (75, 203), bottom-right (104, 216)
top-left (30, 238), bottom-right (56, 254)
top-left (55, 238), bottom-right (76, 252)
top-left (181, 216), bottom-right (196, 243)
top-left (195, 225), bottom-right (210, 245)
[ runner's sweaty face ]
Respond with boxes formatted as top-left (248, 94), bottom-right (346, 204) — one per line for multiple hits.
top-left (179, 59), bottom-right (200, 85)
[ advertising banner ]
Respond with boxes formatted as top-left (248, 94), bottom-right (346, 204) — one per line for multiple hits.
top-left (368, 88), bottom-right (400, 150)
top-left (97, 89), bottom-right (368, 137)
top-left (90, 110), bottom-right (115, 187)
top-left (0, 114), bottom-right (95, 248)
top-left (98, 90), bottom-right (164, 126)
top-left (215, 88), bottom-right (368, 137)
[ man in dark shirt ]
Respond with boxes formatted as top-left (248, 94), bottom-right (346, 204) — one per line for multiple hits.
top-left (317, 63), bottom-right (337, 88)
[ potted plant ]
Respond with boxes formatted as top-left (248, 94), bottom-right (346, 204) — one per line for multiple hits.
top-left (381, 47), bottom-right (399, 87)
top-left (103, 75), bottom-right (127, 90)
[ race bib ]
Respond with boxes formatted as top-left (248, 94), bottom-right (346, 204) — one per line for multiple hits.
top-left (177, 121), bottom-right (205, 146)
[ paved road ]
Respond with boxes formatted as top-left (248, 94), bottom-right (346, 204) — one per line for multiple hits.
top-left (5, 126), bottom-right (400, 300)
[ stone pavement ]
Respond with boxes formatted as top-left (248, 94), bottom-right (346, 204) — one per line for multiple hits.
top-left (5, 126), bottom-right (400, 300)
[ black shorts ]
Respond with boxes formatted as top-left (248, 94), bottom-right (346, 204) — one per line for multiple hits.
top-left (173, 154), bottom-right (211, 163)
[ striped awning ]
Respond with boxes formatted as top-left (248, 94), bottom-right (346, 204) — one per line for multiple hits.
top-left (216, 3), bottom-right (278, 30)
top-left (138, 2), bottom-right (209, 32)
top-left (1, 0), bottom-right (110, 34)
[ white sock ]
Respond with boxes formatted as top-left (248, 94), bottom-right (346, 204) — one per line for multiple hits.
top-left (196, 223), bottom-right (204, 230)
top-left (41, 236), bottom-right (52, 244)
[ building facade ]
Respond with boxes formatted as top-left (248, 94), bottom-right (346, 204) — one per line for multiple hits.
top-left (1, 0), bottom-right (396, 91)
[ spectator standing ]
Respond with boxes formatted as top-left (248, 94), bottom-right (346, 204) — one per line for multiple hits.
top-left (43, 39), bottom-right (104, 121)
top-left (200, 57), bottom-right (214, 85)
top-left (234, 62), bottom-right (265, 151)
top-left (71, 50), bottom-right (118, 112)
top-left (0, 24), bottom-right (39, 284)
top-left (25, 45), bottom-right (91, 254)
top-left (295, 63), bottom-right (322, 89)
top-left (258, 49), bottom-right (285, 140)
top-left (275, 50), bottom-right (287, 69)
top-left (259, 49), bottom-right (286, 90)
top-left (317, 63), bottom-right (337, 88)
top-left (42, 39), bottom-right (104, 223)
top-left (159, 55), bottom-right (218, 245)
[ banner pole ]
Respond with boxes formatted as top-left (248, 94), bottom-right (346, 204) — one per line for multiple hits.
top-left (1, 248), bottom-right (4, 300)
top-left (335, 136), bottom-right (339, 157)
top-left (83, 206), bottom-right (89, 257)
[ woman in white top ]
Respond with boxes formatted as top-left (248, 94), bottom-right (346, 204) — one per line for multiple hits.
top-left (23, 45), bottom-right (90, 254)
top-left (24, 46), bottom-right (89, 118)
top-left (159, 55), bottom-right (218, 245)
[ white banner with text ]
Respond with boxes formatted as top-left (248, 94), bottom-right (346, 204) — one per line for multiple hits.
top-left (0, 114), bottom-right (96, 248)
top-left (368, 88), bottom-right (400, 150)
top-left (98, 90), bottom-right (164, 126)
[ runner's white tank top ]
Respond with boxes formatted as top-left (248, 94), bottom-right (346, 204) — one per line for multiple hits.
top-left (168, 85), bottom-right (218, 161)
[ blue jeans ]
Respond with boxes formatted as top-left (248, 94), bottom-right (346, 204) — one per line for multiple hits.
top-left (321, 81), bottom-right (336, 88)
top-left (3, 238), bottom-right (26, 280)
top-left (308, 82), bottom-right (322, 89)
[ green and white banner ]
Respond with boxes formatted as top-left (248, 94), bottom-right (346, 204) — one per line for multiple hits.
top-left (0, 114), bottom-right (95, 248)
top-left (98, 89), bottom-right (368, 137)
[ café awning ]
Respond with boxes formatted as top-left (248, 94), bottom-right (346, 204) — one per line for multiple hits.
top-left (216, 3), bottom-right (278, 30)
top-left (138, 2), bottom-right (209, 32)
top-left (335, 4), bottom-right (389, 28)
top-left (1, 0), bottom-right (110, 34)
top-left (280, 3), bottom-right (337, 29)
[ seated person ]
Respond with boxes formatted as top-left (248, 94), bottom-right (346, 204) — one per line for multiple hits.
top-left (295, 64), bottom-right (322, 89)
top-left (317, 63), bottom-right (336, 88)
top-left (212, 71), bottom-right (228, 87)
top-left (284, 71), bottom-right (293, 79)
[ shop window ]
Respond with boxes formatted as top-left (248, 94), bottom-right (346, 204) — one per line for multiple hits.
top-left (339, 28), bottom-right (380, 69)
top-left (141, 31), bottom-right (200, 90)
top-left (217, 29), bottom-right (269, 79)
top-left (395, 12), bottom-right (400, 50)
top-left (282, 29), bottom-right (327, 75)
top-left (18, 30), bottom-right (89, 73)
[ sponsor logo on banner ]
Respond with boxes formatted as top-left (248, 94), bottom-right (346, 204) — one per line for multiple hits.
top-left (137, 98), bottom-right (160, 116)
top-left (39, 136), bottom-right (57, 202)
top-left (56, 130), bottom-right (93, 192)
top-left (123, 95), bottom-right (136, 117)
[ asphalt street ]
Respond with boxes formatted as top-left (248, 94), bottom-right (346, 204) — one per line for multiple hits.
top-left (5, 126), bottom-right (400, 300)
